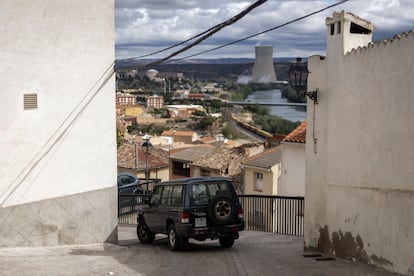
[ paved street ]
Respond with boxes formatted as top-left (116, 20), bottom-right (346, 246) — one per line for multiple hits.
top-left (0, 225), bottom-right (400, 276)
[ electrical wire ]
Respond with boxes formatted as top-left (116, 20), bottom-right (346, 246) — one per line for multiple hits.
top-left (134, 0), bottom-right (267, 70)
top-left (119, 0), bottom-right (348, 69)
top-left (122, 0), bottom-right (267, 61)
top-left (171, 0), bottom-right (349, 62)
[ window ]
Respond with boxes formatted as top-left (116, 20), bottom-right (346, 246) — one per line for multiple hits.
top-left (330, 24), bottom-right (335, 35)
top-left (337, 22), bottom-right (341, 34)
top-left (190, 181), bottom-right (231, 205)
top-left (150, 185), bottom-right (162, 206)
top-left (118, 175), bottom-right (136, 186)
top-left (171, 186), bottom-right (183, 207)
top-left (172, 161), bottom-right (190, 177)
top-left (161, 186), bottom-right (172, 205)
top-left (254, 172), bottom-right (263, 192)
top-left (192, 184), bottom-right (208, 205)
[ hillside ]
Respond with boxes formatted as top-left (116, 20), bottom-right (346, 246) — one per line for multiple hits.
top-left (115, 58), bottom-right (297, 82)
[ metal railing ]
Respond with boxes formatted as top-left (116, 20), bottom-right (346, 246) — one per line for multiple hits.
top-left (118, 179), bottom-right (160, 224)
top-left (118, 194), bottom-right (149, 224)
top-left (239, 195), bottom-right (304, 236)
top-left (118, 193), bottom-right (305, 237)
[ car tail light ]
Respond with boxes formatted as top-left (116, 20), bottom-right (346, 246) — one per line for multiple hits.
top-left (237, 208), bottom-right (244, 219)
top-left (181, 212), bottom-right (190, 224)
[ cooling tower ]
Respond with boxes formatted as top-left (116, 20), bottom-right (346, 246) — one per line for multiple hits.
top-left (251, 46), bottom-right (277, 83)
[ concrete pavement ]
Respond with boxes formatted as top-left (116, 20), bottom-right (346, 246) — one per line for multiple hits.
top-left (0, 225), bottom-right (401, 276)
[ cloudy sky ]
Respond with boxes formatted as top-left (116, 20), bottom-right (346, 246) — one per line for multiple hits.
top-left (115, 0), bottom-right (414, 61)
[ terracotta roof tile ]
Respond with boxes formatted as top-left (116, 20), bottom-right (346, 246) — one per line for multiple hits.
top-left (161, 130), bottom-right (196, 137)
top-left (117, 143), bottom-right (168, 170)
top-left (241, 146), bottom-right (281, 169)
top-left (169, 146), bottom-right (215, 162)
top-left (192, 147), bottom-right (245, 170)
top-left (283, 121), bottom-right (307, 143)
top-left (198, 136), bottom-right (216, 143)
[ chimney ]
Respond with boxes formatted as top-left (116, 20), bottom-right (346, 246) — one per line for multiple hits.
top-left (326, 11), bottom-right (376, 56)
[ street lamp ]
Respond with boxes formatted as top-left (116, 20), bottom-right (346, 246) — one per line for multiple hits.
top-left (288, 57), bottom-right (319, 153)
top-left (141, 135), bottom-right (153, 191)
top-left (288, 57), bottom-right (318, 104)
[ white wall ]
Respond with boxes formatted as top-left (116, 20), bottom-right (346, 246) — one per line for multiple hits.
top-left (305, 11), bottom-right (414, 274)
top-left (0, 0), bottom-right (116, 246)
top-left (279, 143), bottom-right (305, 196)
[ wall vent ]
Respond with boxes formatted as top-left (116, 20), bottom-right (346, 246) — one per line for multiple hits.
top-left (24, 93), bottom-right (38, 110)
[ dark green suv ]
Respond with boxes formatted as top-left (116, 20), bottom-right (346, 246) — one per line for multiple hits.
top-left (137, 177), bottom-right (245, 251)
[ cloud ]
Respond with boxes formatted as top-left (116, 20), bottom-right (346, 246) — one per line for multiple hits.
top-left (115, 0), bottom-right (414, 60)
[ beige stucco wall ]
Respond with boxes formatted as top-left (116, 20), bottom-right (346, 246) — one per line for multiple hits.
top-left (0, 0), bottom-right (116, 246)
top-left (243, 166), bottom-right (279, 195)
top-left (279, 143), bottom-right (305, 196)
top-left (305, 11), bottom-right (414, 274)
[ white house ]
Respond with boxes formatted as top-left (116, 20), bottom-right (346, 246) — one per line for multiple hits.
top-left (305, 11), bottom-right (414, 274)
top-left (0, 0), bottom-right (116, 246)
top-left (279, 121), bottom-right (306, 196)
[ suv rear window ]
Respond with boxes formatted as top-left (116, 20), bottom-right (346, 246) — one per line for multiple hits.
top-left (153, 185), bottom-right (184, 207)
top-left (191, 181), bottom-right (231, 205)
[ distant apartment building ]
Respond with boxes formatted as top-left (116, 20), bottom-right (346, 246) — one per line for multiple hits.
top-left (146, 95), bottom-right (164, 109)
top-left (166, 104), bottom-right (204, 119)
top-left (161, 130), bottom-right (199, 144)
top-left (116, 92), bottom-right (136, 106)
top-left (118, 116), bottom-right (137, 129)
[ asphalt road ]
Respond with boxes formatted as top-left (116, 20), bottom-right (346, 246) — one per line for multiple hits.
top-left (0, 225), bottom-right (401, 276)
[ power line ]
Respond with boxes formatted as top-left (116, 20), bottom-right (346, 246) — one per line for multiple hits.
top-left (119, 0), bottom-right (348, 70)
top-left (134, 0), bottom-right (267, 70)
top-left (122, 0), bottom-right (266, 61)
top-left (170, 0), bottom-right (349, 62)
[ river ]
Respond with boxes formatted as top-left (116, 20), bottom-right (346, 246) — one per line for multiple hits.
top-left (245, 89), bottom-right (307, 122)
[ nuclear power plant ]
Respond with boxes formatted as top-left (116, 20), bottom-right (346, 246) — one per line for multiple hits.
top-left (251, 46), bottom-right (277, 83)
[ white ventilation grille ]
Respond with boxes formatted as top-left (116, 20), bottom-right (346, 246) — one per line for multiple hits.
top-left (24, 93), bottom-right (38, 110)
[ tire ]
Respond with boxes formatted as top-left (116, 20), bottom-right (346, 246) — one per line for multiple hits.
top-left (219, 236), bottom-right (235, 248)
top-left (167, 224), bottom-right (182, 251)
top-left (208, 196), bottom-right (236, 225)
top-left (137, 221), bottom-right (155, 244)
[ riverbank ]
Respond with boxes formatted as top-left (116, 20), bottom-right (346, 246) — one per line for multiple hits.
top-left (245, 89), bottom-right (306, 122)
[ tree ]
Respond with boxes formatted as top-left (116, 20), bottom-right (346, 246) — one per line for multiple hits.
top-left (221, 124), bottom-right (239, 139)
top-left (116, 128), bottom-right (124, 147)
top-left (199, 115), bottom-right (215, 130)
top-left (192, 109), bottom-right (206, 117)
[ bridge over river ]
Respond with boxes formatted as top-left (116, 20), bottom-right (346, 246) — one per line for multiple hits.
top-left (228, 101), bottom-right (306, 107)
